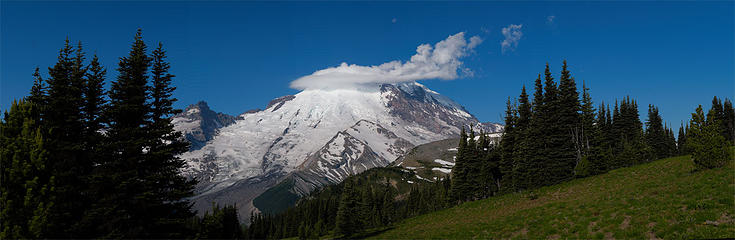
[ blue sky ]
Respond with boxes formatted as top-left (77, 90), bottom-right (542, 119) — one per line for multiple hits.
top-left (2, 1), bottom-right (733, 131)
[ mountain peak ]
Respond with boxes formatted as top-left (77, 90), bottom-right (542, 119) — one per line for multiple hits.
top-left (176, 81), bottom-right (502, 220)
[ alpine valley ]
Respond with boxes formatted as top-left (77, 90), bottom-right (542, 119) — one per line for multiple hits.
top-left (172, 82), bottom-right (503, 220)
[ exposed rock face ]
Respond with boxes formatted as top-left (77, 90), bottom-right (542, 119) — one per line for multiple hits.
top-left (266, 95), bottom-right (295, 112)
top-left (175, 82), bottom-right (502, 220)
top-left (288, 120), bottom-right (415, 195)
top-left (172, 101), bottom-right (242, 150)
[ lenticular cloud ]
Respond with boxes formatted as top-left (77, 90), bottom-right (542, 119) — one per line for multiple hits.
top-left (290, 32), bottom-right (482, 90)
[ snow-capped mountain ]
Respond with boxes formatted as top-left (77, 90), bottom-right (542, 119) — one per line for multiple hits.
top-left (177, 82), bottom-right (502, 218)
top-left (172, 101), bottom-right (242, 150)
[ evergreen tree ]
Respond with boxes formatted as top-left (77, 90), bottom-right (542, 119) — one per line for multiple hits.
top-left (451, 126), bottom-right (470, 201)
top-left (82, 54), bottom-right (106, 136)
top-left (645, 104), bottom-right (668, 159)
top-left (43, 39), bottom-right (90, 237)
top-left (0, 100), bottom-right (55, 238)
top-left (335, 181), bottom-right (359, 236)
top-left (520, 73), bottom-right (546, 190)
top-left (579, 81), bottom-right (595, 157)
top-left (91, 29), bottom-right (156, 238)
top-left (28, 67), bottom-right (47, 111)
top-left (723, 98), bottom-right (735, 144)
top-left (556, 60), bottom-right (581, 182)
top-left (689, 105), bottom-right (730, 169)
top-left (144, 42), bottom-right (196, 236)
top-left (500, 97), bottom-right (517, 192)
top-left (678, 122), bottom-right (687, 154)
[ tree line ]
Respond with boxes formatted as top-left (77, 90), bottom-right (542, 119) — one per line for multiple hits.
top-left (450, 61), bottom-right (734, 203)
top-left (246, 168), bottom-right (453, 239)
top-left (0, 30), bottom-right (243, 238)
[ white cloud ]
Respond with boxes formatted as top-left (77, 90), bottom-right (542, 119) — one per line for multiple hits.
top-left (290, 32), bottom-right (482, 90)
top-left (501, 24), bottom-right (523, 54)
top-left (547, 15), bottom-right (555, 24)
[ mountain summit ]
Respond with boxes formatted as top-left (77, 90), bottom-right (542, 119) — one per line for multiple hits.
top-left (176, 82), bottom-right (502, 219)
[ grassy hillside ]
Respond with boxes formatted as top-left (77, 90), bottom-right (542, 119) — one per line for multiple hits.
top-left (372, 154), bottom-right (735, 239)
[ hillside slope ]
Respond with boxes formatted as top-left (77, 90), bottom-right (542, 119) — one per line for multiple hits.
top-left (373, 155), bottom-right (735, 239)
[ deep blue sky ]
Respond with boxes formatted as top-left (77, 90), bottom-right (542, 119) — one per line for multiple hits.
top-left (2, 1), bottom-right (733, 132)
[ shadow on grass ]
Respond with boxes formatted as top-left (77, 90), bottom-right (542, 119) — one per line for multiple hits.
top-left (341, 227), bottom-right (394, 239)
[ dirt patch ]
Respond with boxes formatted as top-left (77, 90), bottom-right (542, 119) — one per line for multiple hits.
top-left (511, 227), bottom-right (528, 238)
top-left (604, 232), bottom-right (614, 240)
top-left (619, 215), bottom-right (631, 229)
top-left (588, 221), bottom-right (598, 232)
top-left (646, 230), bottom-right (660, 240)
top-left (717, 212), bottom-right (734, 225)
top-left (547, 234), bottom-right (560, 240)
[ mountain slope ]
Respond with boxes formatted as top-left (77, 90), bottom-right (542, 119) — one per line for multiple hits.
top-left (177, 82), bottom-right (502, 219)
top-left (372, 155), bottom-right (735, 239)
top-left (172, 101), bottom-right (241, 150)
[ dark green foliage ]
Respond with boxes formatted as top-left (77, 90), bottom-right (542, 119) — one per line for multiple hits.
top-left (5, 30), bottom-right (197, 238)
top-left (493, 61), bottom-right (655, 192)
top-left (645, 104), bottom-right (671, 159)
top-left (0, 100), bottom-right (55, 238)
top-left (43, 39), bottom-right (91, 237)
top-left (245, 167), bottom-right (452, 239)
top-left (253, 178), bottom-right (301, 214)
top-left (555, 60), bottom-right (580, 182)
top-left (723, 99), bottom-right (735, 144)
top-left (451, 126), bottom-right (471, 202)
top-left (195, 204), bottom-right (242, 239)
top-left (678, 122), bottom-right (688, 154)
top-left (511, 86), bottom-right (531, 191)
top-left (689, 105), bottom-right (731, 169)
top-left (499, 97), bottom-right (517, 192)
top-left (335, 180), bottom-right (360, 236)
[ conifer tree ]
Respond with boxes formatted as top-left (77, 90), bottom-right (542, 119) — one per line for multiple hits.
top-left (678, 122), bottom-right (687, 154)
top-left (723, 98), bottom-right (735, 144)
top-left (83, 54), bottom-right (106, 136)
top-left (451, 126), bottom-right (470, 202)
top-left (144, 42), bottom-right (196, 236)
top-left (689, 105), bottom-right (730, 169)
top-left (521, 73), bottom-right (546, 190)
top-left (645, 104), bottom-right (668, 159)
top-left (28, 67), bottom-right (47, 112)
top-left (500, 97), bottom-right (517, 192)
top-left (92, 29), bottom-right (156, 238)
top-left (0, 100), bottom-right (55, 238)
top-left (43, 39), bottom-right (90, 237)
top-left (556, 60), bottom-right (581, 181)
top-left (335, 181), bottom-right (359, 236)
top-left (511, 85), bottom-right (531, 191)
top-left (579, 81), bottom-right (595, 156)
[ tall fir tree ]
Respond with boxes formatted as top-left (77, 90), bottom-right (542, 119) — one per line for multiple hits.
top-left (579, 81), bottom-right (595, 157)
top-left (451, 126), bottom-right (470, 202)
top-left (92, 29), bottom-right (155, 238)
top-left (43, 39), bottom-right (91, 237)
top-left (677, 122), bottom-right (687, 154)
top-left (723, 98), bottom-right (735, 144)
top-left (556, 60), bottom-right (581, 182)
top-left (499, 97), bottom-right (517, 192)
top-left (142, 42), bottom-right (196, 237)
top-left (523, 73), bottom-right (547, 189)
top-left (645, 104), bottom-right (668, 159)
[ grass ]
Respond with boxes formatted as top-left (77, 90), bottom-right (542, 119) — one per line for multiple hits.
top-left (372, 154), bottom-right (735, 239)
